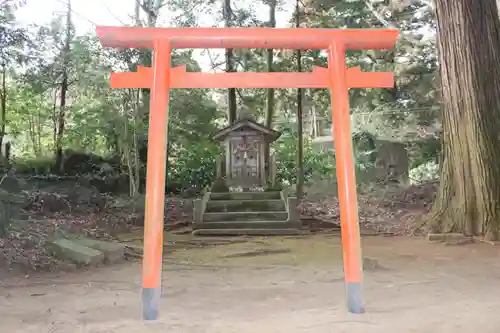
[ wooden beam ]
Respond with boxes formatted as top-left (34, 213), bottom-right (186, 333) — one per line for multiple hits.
top-left (110, 65), bottom-right (394, 89)
top-left (96, 26), bottom-right (398, 50)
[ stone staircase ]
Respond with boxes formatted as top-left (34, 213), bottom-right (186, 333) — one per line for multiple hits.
top-left (192, 191), bottom-right (303, 236)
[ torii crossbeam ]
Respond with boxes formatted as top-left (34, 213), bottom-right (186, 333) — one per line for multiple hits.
top-left (96, 26), bottom-right (399, 321)
top-left (110, 65), bottom-right (394, 89)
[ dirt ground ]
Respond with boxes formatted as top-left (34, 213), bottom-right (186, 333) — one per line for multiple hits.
top-left (2, 235), bottom-right (500, 333)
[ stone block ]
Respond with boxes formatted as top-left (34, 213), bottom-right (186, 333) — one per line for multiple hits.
top-left (427, 233), bottom-right (469, 242)
top-left (73, 237), bottom-right (125, 263)
top-left (194, 199), bottom-right (203, 224)
top-left (49, 238), bottom-right (104, 266)
top-left (203, 211), bottom-right (288, 222)
top-left (210, 191), bottom-right (281, 201)
top-left (192, 228), bottom-right (306, 236)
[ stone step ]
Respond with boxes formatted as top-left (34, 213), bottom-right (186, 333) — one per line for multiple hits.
top-left (194, 220), bottom-right (299, 230)
top-left (210, 191), bottom-right (281, 201)
top-left (192, 228), bottom-right (305, 236)
top-left (71, 237), bottom-right (125, 263)
top-left (205, 199), bottom-right (285, 213)
top-left (48, 238), bottom-right (104, 266)
top-left (203, 211), bottom-right (288, 222)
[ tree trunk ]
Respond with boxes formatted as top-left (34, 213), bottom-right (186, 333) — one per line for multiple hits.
top-left (54, 71), bottom-right (68, 171)
top-left (54, 0), bottom-right (72, 172)
top-left (131, 2), bottom-right (163, 194)
top-left (430, 0), bottom-right (500, 240)
top-left (135, 0), bottom-right (161, 125)
top-left (295, 0), bottom-right (304, 198)
top-left (37, 96), bottom-right (43, 156)
top-left (264, 0), bottom-right (277, 183)
top-left (51, 88), bottom-right (58, 148)
top-left (224, 0), bottom-right (237, 124)
top-left (0, 63), bottom-right (6, 154)
top-left (265, 0), bottom-right (277, 129)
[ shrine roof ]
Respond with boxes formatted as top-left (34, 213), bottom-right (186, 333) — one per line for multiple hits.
top-left (212, 118), bottom-right (281, 142)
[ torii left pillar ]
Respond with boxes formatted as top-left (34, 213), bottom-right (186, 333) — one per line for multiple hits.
top-left (142, 39), bottom-right (171, 320)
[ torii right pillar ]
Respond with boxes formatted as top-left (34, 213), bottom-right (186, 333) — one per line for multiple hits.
top-left (329, 41), bottom-right (366, 314)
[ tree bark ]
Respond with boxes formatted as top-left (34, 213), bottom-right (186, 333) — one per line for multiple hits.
top-left (224, 0), bottom-right (237, 124)
top-left (264, 0), bottom-right (277, 183)
top-left (0, 63), bottom-right (6, 154)
top-left (265, 0), bottom-right (277, 129)
top-left (295, 0), bottom-right (304, 198)
top-left (430, 0), bottom-right (500, 240)
top-left (54, 0), bottom-right (72, 172)
top-left (135, 0), bottom-right (162, 124)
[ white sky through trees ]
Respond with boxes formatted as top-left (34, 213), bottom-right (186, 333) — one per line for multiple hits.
top-left (15, 0), bottom-right (295, 71)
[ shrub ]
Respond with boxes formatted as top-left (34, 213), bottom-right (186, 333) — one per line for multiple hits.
top-left (409, 161), bottom-right (439, 184)
top-left (265, 181), bottom-right (283, 192)
top-left (167, 142), bottom-right (220, 193)
top-left (13, 156), bottom-right (54, 175)
top-left (210, 177), bottom-right (229, 192)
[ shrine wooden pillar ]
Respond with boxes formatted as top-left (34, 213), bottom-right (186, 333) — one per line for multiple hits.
top-left (328, 42), bottom-right (364, 313)
top-left (142, 39), bottom-right (171, 320)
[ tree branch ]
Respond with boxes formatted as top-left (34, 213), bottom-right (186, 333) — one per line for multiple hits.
top-left (365, 0), bottom-right (397, 29)
top-left (205, 49), bottom-right (226, 72)
top-left (365, 0), bottom-right (424, 45)
top-left (102, 1), bottom-right (127, 25)
top-left (418, 0), bottom-right (434, 11)
top-left (236, 88), bottom-right (246, 104)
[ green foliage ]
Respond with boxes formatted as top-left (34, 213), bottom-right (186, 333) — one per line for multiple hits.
top-left (168, 142), bottom-right (221, 192)
top-left (13, 156), bottom-right (53, 175)
top-left (409, 161), bottom-right (439, 184)
top-left (210, 177), bottom-right (229, 193)
top-left (265, 181), bottom-right (283, 192)
top-left (274, 128), bottom-right (336, 184)
top-left (0, 0), bottom-right (441, 198)
top-left (410, 137), bottom-right (441, 168)
top-left (0, 1), bottom-right (28, 66)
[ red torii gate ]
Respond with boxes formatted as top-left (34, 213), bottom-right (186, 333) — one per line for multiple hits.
top-left (96, 26), bottom-right (399, 321)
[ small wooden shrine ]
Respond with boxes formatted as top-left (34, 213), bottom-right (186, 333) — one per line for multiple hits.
top-left (212, 109), bottom-right (280, 187)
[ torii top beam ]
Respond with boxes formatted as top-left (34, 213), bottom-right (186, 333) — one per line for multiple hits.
top-left (96, 26), bottom-right (398, 50)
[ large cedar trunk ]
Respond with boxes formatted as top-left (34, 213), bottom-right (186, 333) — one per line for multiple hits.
top-left (430, 0), bottom-right (500, 240)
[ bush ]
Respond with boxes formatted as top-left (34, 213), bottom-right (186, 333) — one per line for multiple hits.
top-left (210, 177), bottom-right (229, 192)
top-left (13, 156), bottom-right (54, 175)
top-left (167, 142), bottom-right (221, 193)
top-left (273, 131), bottom-right (374, 185)
top-left (409, 137), bottom-right (441, 168)
top-left (274, 132), bottom-right (336, 184)
top-left (409, 161), bottom-right (439, 184)
top-left (265, 181), bottom-right (283, 192)
top-left (9, 132), bottom-right (384, 197)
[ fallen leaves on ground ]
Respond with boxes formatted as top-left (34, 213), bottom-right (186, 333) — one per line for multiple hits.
top-left (1, 183), bottom-right (438, 271)
top-left (0, 194), bottom-right (193, 272)
top-left (300, 182), bottom-right (438, 236)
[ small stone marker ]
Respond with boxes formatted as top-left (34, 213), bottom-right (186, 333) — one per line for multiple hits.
top-left (49, 238), bottom-right (104, 266)
top-left (72, 238), bottom-right (125, 263)
top-left (427, 233), bottom-right (473, 245)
